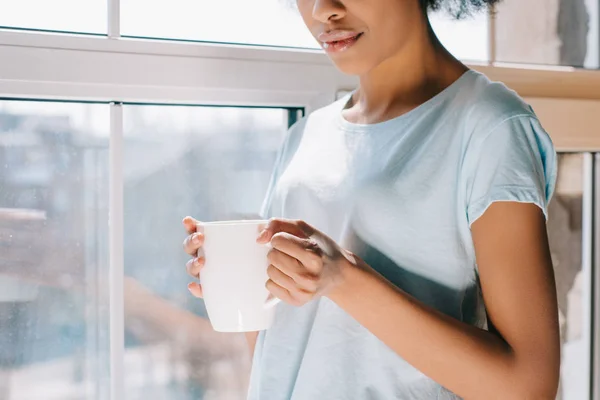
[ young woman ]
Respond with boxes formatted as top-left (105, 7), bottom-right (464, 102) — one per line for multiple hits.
top-left (183, 0), bottom-right (560, 398)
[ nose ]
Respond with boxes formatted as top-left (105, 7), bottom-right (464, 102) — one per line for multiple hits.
top-left (312, 0), bottom-right (346, 23)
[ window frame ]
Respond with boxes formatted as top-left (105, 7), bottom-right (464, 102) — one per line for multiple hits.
top-left (0, 1), bottom-right (599, 399)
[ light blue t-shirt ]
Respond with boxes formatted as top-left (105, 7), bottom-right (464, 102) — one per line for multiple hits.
top-left (249, 70), bottom-right (557, 400)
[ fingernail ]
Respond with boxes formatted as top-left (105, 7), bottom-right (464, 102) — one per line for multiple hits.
top-left (195, 257), bottom-right (204, 267)
top-left (192, 234), bottom-right (201, 244)
top-left (257, 229), bottom-right (268, 242)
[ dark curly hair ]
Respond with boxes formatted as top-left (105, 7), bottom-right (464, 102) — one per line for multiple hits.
top-left (420, 0), bottom-right (502, 18)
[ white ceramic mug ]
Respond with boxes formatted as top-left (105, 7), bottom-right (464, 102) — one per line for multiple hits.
top-left (197, 220), bottom-right (279, 332)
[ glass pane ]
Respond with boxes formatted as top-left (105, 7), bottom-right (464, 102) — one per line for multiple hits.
top-left (547, 153), bottom-right (589, 400)
top-left (430, 10), bottom-right (489, 62)
top-left (0, 0), bottom-right (106, 34)
top-left (0, 101), bottom-right (110, 399)
top-left (122, 0), bottom-right (489, 59)
top-left (495, 0), bottom-right (600, 68)
top-left (123, 105), bottom-right (289, 399)
top-left (121, 0), bottom-right (317, 48)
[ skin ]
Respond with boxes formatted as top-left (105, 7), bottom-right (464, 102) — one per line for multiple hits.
top-left (302, 0), bottom-right (468, 124)
top-left (183, 0), bottom-right (560, 398)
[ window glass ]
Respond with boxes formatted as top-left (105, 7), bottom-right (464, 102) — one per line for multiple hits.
top-left (548, 153), bottom-right (589, 400)
top-left (0, 0), bottom-right (106, 34)
top-left (495, 0), bottom-right (600, 68)
top-left (121, 0), bottom-right (490, 61)
top-left (121, 0), bottom-right (317, 48)
top-left (122, 105), bottom-right (291, 399)
top-left (430, 10), bottom-right (489, 62)
top-left (0, 100), bottom-right (110, 399)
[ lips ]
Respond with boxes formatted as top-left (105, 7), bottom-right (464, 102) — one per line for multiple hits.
top-left (318, 30), bottom-right (362, 43)
top-left (318, 31), bottom-right (364, 53)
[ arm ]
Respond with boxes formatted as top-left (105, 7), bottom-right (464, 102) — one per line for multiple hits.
top-left (328, 202), bottom-right (560, 399)
top-left (245, 331), bottom-right (259, 358)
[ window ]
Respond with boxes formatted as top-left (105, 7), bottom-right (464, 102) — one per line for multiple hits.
top-left (122, 105), bottom-right (294, 398)
top-left (121, 0), bottom-right (317, 48)
top-left (121, 0), bottom-right (489, 60)
top-left (495, 0), bottom-right (600, 68)
top-left (548, 153), bottom-right (590, 399)
top-left (429, 9), bottom-right (490, 62)
top-left (0, 100), bottom-right (110, 399)
top-left (0, 0), bottom-right (106, 34)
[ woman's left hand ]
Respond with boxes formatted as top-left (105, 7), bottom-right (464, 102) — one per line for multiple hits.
top-left (256, 218), bottom-right (354, 306)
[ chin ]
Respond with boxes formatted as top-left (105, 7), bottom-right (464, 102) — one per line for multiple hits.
top-left (329, 57), bottom-right (373, 76)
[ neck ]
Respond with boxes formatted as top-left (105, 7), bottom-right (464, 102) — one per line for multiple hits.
top-left (347, 19), bottom-right (468, 124)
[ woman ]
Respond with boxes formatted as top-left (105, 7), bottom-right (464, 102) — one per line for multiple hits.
top-left (183, 0), bottom-right (560, 398)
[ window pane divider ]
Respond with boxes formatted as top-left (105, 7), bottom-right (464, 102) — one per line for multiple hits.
top-left (109, 102), bottom-right (125, 400)
top-left (593, 153), bottom-right (600, 400)
top-left (583, 153), bottom-right (595, 400)
top-left (108, 0), bottom-right (120, 38)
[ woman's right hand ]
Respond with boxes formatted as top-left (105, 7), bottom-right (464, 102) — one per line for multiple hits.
top-left (183, 216), bottom-right (205, 298)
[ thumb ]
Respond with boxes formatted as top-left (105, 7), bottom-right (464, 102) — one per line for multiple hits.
top-left (257, 218), bottom-right (314, 244)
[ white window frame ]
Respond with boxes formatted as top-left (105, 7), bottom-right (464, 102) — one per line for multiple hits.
top-left (1, 2), bottom-right (600, 399)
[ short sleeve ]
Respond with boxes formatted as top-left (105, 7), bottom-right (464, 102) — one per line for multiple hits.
top-left (465, 116), bottom-right (557, 227)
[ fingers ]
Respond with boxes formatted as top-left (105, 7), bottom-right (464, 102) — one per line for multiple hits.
top-left (267, 264), bottom-right (297, 290)
top-left (183, 232), bottom-right (204, 256)
top-left (187, 282), bottom-right (203, 298)
top-left (266, 246), bottom-right (308, 307)
top-left (184, 217), bottom-right (204, 297)
top-left (266, 277), bottom-right (313, 307)
top-left (269, 233), bottom-right (322, 274)
top-left (257, 218), bottom-right (314, 244)
top-left (268, 246), bottom-right (308, 280)
top-left (267, 249), bottom-right (319, 293)
top-left (265, 279), bottom-right (296, 306)
top-left (182, 216), bottom-right (200, 234)
top-left (186, 257), bottom-right (205, 278)
top-left (183, 216), bottom-right (204, 255)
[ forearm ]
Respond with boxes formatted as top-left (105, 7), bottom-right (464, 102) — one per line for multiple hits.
top-left (328, 260), bottom-right (553, 399)
top-left (245, 331), bottom-right (259, 358)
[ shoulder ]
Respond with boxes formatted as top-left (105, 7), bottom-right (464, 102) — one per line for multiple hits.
top-left (459, 70), bottom-right (539, 137)
top-left (454, 71), bottom-right (555, 166)
top-left (457, 72), bottom-right (558, 210)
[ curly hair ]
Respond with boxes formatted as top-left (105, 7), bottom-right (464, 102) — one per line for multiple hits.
top-left (421, 0), bottom-right (502, 18)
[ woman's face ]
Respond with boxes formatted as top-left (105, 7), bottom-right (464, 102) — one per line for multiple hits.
top-left (297, 0), bottom-right (426, 75)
